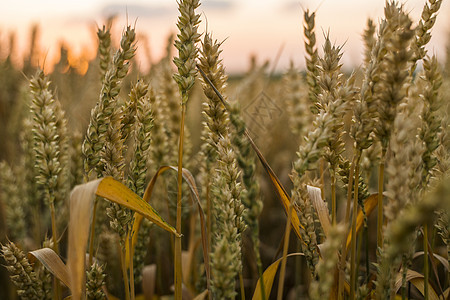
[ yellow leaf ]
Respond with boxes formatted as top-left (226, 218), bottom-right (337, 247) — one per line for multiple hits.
top-left (252, 253), bottom-right (304, 300)
top-left (67, 177), bottom-right (176, 300)
top-left (96, 177), bottom-right (178, 236)
top-left (346, 194), bottom-right (378, 250)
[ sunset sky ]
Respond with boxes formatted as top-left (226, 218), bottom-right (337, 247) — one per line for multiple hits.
top-left (1, 0), bottom-right (449, 73)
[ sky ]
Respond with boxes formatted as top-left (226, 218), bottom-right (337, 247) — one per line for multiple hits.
top-left (1, 0), bottom-right (449, 73)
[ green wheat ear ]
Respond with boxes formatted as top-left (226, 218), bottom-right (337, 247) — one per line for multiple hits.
top-left (211, 135), bottom-right (247, 300)
top-left (173, 0), bottom-right (201, 104)
top-left (1, 242), bottom-right (44, 300)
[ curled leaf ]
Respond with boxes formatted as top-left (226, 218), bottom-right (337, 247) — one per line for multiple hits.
top-left (394, 269), bottom-right (440, 300)
top-left (307, 185), bottom-right (331, 237)
top-left (28, 248), bottom-right (70, 288)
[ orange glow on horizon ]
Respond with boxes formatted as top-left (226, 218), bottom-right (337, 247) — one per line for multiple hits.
top-left (1, 0), bottom-right (449, 74)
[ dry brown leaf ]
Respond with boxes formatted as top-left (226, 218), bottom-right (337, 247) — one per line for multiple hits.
top-left (68, 178), bottom-right (101, 300)
top-left (28, 247), bottom-right (71, 288)
top-left (394, 269), bottom-right (440, 300)
top-left (67, 177), bottom-right (177, 300)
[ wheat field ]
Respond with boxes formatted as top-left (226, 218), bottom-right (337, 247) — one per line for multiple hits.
top-left (0, 0), bottom-right (449, 299)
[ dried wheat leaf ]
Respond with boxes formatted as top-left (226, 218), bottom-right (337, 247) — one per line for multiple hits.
top-left (394, 269), bottom-right (440, 300)
top-left (68, 178), bottom-right (101, 300)
top-left (96, 177), bottom-right (178, 236)
top-left (252, 253), bottom-right (304, 300)
top-left (28, 247), bottom-right (71, 288)
top-left (346, 193), bottom-right (378, 250)
top-left (250, 136), bottom-right (305, 243)
top-left (412, 241), bottom-right (446, 296)
top-left (68, 177), bottom-right (176, 300)
top-left (307, 185), bottom-right (331, 237)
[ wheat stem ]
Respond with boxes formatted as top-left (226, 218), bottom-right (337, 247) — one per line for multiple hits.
top-left (377, 150), bottom-right (386, 248)
top-left (331, 172), bottom-right (336, 225)
top-left (206, 184), bottom-right (211, 255)
top-left (50, 199), bottom-right (61, 300)
top-left (350, 149), bottom-right (361, 300)
top-left (239, 273), bottom-right (245, 300)
top-left (129, 234), bottom-right (135, 300)
top-left (175, 104), bottom-right (186, 300)
top-left (88, 200), bottom-right (98, 266)
top-left (277, 203), bottom-right (293, 300)
top-left (424, 224), bottom-right (429, 300)
top-left (345, 153), bottom-right (357, 225)
top-left (338, 152), bottom-right (356, 299)
top-left (120, 241), bottom-right (131, 300)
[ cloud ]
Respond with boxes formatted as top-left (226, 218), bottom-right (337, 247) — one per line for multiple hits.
top-left (99, 3), bottom-right (174, 19)
top-left (202, 0), bottom-right (235, 10)
top-left (98, 1), bottom-right (235, 20)
top-left (280, 1), bottom-right (303, 14)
